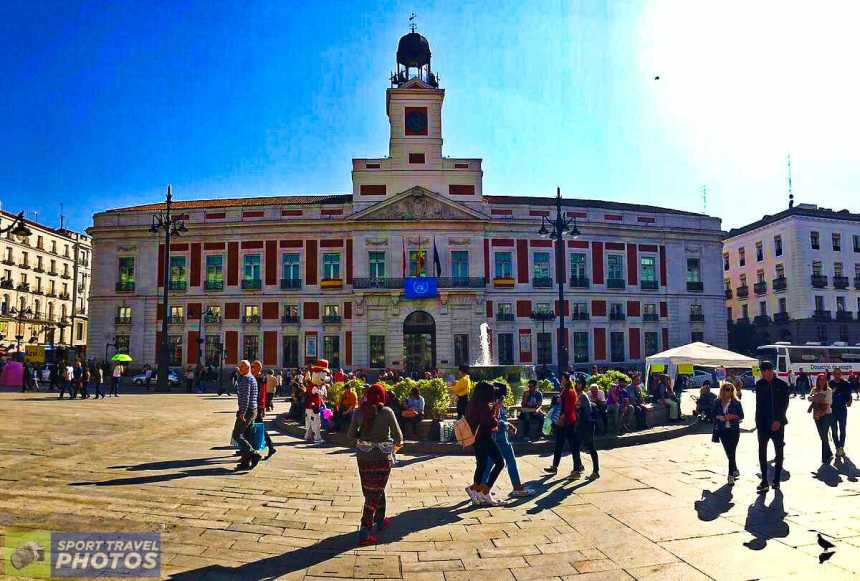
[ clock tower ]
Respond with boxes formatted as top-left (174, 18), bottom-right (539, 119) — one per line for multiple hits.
top-left (352, 28), bottom-right (483, 209)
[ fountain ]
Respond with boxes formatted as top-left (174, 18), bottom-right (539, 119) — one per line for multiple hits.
top-left (468, 322), bottom-right (536, 383)
top-left (476, 322), bottom-right (492, 367)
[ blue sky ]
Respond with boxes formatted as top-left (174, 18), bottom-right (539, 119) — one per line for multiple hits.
top-left (2, 1), bottom-right (860, 232)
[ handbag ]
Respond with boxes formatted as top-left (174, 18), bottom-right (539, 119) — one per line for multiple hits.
top-left (711, 424), bottom-right (721, 443)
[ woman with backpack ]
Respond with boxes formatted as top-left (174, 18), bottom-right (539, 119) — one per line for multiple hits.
top-left (464, 381), bottom-right (505, 505)
top-left (347, 383), bottom-right (403, 547)
top-left (574, 377), bottom-right (600, 480)
top-left (545, 373), bottom-right (584, 479)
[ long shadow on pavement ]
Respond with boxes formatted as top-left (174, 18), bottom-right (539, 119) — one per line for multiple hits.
top-left (108, 456), bottom-right (235, 471)
top-left (742, 490), bottom-right (789, 551)
top-left (70, 466), bottom-right (235, 487)
top-left (167, 502), bottom-right (472, 581)
top-left (694, 483), bottom-right (734, 521)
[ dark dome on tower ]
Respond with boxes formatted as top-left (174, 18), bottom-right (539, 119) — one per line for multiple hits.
top-left (397, 32), bottom-right (431, 68)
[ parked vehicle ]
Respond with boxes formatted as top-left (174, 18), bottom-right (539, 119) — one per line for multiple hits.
top-left (131, 370), bottom-right (180, 386)
top-left (688, 369), bottom-right (715, 388)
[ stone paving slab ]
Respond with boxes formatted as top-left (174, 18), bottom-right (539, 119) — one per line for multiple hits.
top-left (0, 390), bottom-right (859, 580)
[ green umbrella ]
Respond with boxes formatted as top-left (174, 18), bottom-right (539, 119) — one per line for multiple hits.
top-left (111, 353), bottom-right (133, 362)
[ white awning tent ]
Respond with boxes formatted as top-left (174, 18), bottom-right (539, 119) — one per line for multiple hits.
top-left (645, 342), bottom-right (759, 381)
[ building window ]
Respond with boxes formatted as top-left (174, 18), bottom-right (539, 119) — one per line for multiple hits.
top-left (834, 262), bottom-right (844, 277)
top-left (840, 325), bottom-right (849, 342)
top-left (686, 258), bottom-right (701, 283)
top-left (570, 253), bottom-right (587, 279)
top-left (775, 263), bottom-right (784, 278)
top-left (169, 256), bottom-right (186, 285)
top-left (244, 304), bottom-right (260, 322)
top-left (811, 231), bottom-right (820, 250)
top-left (758, 301), bottom-right (767, 316)
top-left (497, 333), bottom-right (514, 365)
top-left (408, 152), bottom-right (425, 164)
top-left (533, 252), bottom-right (551, 282)
top-left (242, 335), bottom-right (259, 361)
top-left (609, 303), bottom-right (624, 318)
top-left (815, 295), bottom-right (824, 311)
top-left (454, 334), bottom-right (469, 367)
top-left (368, 252), bottom-right (386, 279)
top-left (691, 303), bottom-right (704, 317)
top-left (282, 253), bottom-right (300, 280)
top-left (812, 260), bottom-right (823, 276)
top-left (853, 235), bottom-right (860, 253)
top-left (206, 255), bottom-right (223, 285)
top-left (117, 305), bottom-right (132, 322)
top-left (370, 335), bottom-right (386, 368)
top-left (169, 305), bottom-right (184, 322)
top-left (573, 332), bottom-right (589, 363)
top-left (640, 256), bottom-right (657, 282)
top-left (283, 303), bottom-right (299, 319)
top-left (739, 273), bottom-right (747, 287)
top-left (610, 332), bottom-right (625, 362)
top-left (723, 253), bottom-right (730, 271)
top-left (168, 335), bottom-right (183, 366)
top-left (408, 249), bottom-right (427, 276)
top-left (691, 331), bottom-right (704, 342)
top-left (323, 304), bottom-right (339, 318)
top-left (741, 304), bottom-right (749, 319)
top-left (115, 335), bottom-right (130, 354)
top-left (643, 303), bottom-right (657, 317)
top-left (756, 269), bottom-right (765, 283)
top-left (774, 235), bottom-right (783, 256)
top-left (205, 336), bottom-right (223, 366)
top-left (738, 248), bottom-right (746, 267)
top-left (537, 332), bottom-right (552, 365)
top-left (644, 332), bottom-right (659, 356)
top-left (833, 233), bottom-right (841, 251)
top-left (572, 302), bottom-right (588, 318)
top-left (451, 251), bottom-right (469, 279)
top-left (497, 302), bottom-right (513, 318)
top-left (323, 335), bottom-right (340, 368)
top-left (607, 255), bottom-right (624, 280)
top-left (117, 257), bottom-right (135, 287)
top-left (778, 297), bottom-right (787, 313)
top-left (243, 254), bottom-right (261, 282)
top-left (836, 296), bottom-right (846, 312)
top-left (323, 253), bottom-right (341, 280)
top-left (282, 335), bottom-right (299, 368)
top-left (535, 302), bottom-right (552, 314)
top-left (755, 241), bottom-right (763, 262)
top-left (494, 252), bottom-right (513, 279)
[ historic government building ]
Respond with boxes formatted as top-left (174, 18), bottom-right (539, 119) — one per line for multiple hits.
top-left (87, 31), bottom-right (726, 373)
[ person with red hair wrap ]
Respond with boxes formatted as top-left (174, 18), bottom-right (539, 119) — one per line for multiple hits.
top-left (347, 383), bottom-right (403, 546)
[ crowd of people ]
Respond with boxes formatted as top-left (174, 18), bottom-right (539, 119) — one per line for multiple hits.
top-left (15, 359), bottom-right (125, 399)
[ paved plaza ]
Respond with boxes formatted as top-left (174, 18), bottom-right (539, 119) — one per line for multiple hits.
top-left (1, 389), bottom-right (859, 580)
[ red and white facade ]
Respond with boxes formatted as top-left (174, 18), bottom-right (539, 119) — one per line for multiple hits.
top-left (87, 33), bottom-right (726, 372)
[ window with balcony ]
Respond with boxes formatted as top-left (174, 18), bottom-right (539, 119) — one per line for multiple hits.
top-left (370, 335), bottom-right (386, 368)
top-left (114, 335), bottom-right (129, 354)
top-left (497, 333), bottom-right (514, 365)
top-left (836, 296), bottom-right (846, 312)
top-left (243, 304), bottom-right (260, 323)
top-left (570, 253), bottom-right (588, 286)
top-left (738, 247), bottom-right (746, 267)
top-left (50, 241), bottom-right (56, 254)
top-left (833, 233), bottom-right (841, 251)
top-left (835, 262), bottom-right (844, 277)
top-left (644, 332), bottom-right (659, 356)
top-left (690, 303), bottom-right (705, 321)
top-left (774, 235), bottom-right (783, 256)
top-left (243, 335), bottom-right (259, 361)
top-left (756, 270), bottom-right (764, 283)
top-left (775, 264), bottom-right (784, 278)
top-left (686, 258), bottom-right (702, 291)
top-left (49, 259), bottom-right (56, 274)
top-left (610, 331), bottom-right (625, 362)
top-left (323, 304), bottom-right (341, 323)
top-left (812, 260), bottom-right (823, 276)
top-left (368, 251), bottom-right (385, 280)
top-left (282, 303), bottom-right (299, 323)
top-left (643, 303), bottom-right (658, 321)
top-left (169, 305), bottom-right (184, 324)
top-left (496, 302), bottom-right (514, 321)
top-left (755, 241), bottom-right (763, 262)
top-left (116, 305), bottom-right (132, 324)
top-left (451, 251), bottom-right (469, 279)
top-left (202, 255), bottom-right (224, 290)
top-left (168, 336), bottom-right (182, 366)
top-left (323, 253), bottom-right (341, 280)
top-left (242, 254), bottom-right (261, 288)
top-left (758, 301), bottom-right (767, 316)
top-left (811, 231), bottom-right (820, 249)
top-left (739, 273), bottom-right (747, 287)
top-left (532, 252), bottom-right (551, 286)
top-left (609, 303), bottom-right (625, 320)
top-left (169, 256), bottom-right (186, 289)
top-left (494, 252), bottom-right (512, 279)
top-left (537, 332), bottom-right (552, 365)
top-left (534, 302), bottom-right (552, 315)
top-left (571, 302), bottom-right (588, 320)
top-left (640, 256), bottom-right (657, 283)
top-left (204, 305), bottom-right (222, 322)
top-left (607, 254), bottom-right (624, 285)
top-left (815, 295), bottom-right (825, 311)
top-left (117, 256), bottom-right (135, 291)
top-left (323, 335), bottom-right (340, 368)
top-left (573, 331), bottom-right (589, 363)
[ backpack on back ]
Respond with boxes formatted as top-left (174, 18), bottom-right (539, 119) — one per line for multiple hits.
top-left (453, 417), bottom-right (477, 447)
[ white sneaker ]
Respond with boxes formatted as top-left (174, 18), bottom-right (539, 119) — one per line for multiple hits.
top-left (477, 492), bottom-right (499, 506)
top-left (465, 486), bottom-right (479, 503)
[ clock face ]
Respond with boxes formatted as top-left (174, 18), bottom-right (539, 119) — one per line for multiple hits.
top-left (405, 107), bottom-right (428, 136)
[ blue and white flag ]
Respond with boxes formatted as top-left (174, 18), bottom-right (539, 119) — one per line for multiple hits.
top-left (404, 277), bottom-right (437, 299)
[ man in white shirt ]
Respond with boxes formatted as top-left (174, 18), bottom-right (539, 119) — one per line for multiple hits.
top-left (58, 363), bottom-right (74, 399)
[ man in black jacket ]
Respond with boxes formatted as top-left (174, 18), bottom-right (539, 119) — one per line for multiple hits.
top-left (755, 361), bottom-right (790, 493)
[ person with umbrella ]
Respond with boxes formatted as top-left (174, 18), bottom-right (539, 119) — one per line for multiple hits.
top-left (110, 353), bottom-right (131, 397)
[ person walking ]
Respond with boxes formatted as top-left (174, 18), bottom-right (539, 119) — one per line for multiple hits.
top-left (796, 368), bottom-right (811, 400)
top-left (92, 362), bottom-right (105, 399)
top-left (574, 377), bottom-right (600, 480)
top-left (110, 362), bottom-right (123, 397)
top-left (233, 360), bottom-right (261, 471)
top-left (754, 361), bottom-right (790, 493)
top-left (829, 367), bottom-right (852, 458)
top-left (251, 360), bottom-right (277, 460)
top-left (72, 361), bottom-right (84, 399)
top-left (808, 373), bottom-right (833, 464)
top-left (347, 383), bottom-right (403, 547)
top-left (450, 365), bottom-right (472, 419)
top-left (544, 373), bottom-right (584, 479)
top-left (482, 382), bottom-right (535, 497)
top-left (78, 362), bottom-right (90, 399)
top-left (465, 381), bottom-right (505, 505)
top-left (714, 381), bottom-right (744, 484)
top-left (58, 362), bottom-right (74, 399)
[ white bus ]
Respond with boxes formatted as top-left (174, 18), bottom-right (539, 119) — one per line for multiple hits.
top-left (756, 342), bottom-right (860, 381)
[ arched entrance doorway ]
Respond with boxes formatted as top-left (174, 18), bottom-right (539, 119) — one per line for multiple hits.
top-left (403, 311), bottom-right (436, 373)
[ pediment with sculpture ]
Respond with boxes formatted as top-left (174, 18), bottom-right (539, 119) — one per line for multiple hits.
top-left (349, 186), bottom-right (488, 222)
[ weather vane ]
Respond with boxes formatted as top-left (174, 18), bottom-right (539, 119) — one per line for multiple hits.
top-left (409, 12), bottom-right (416, 33)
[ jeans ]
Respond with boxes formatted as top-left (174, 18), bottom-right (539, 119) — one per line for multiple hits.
top-left (831, 406), bottom-right (848, 449)
top-left (474, 434), bottom-right (504, 488)
top-left (93, 382), bottom-right (104, 398)
top-left (456, 395), bottom-right (468, 419)
top-left (815, 415), bottom-right (833, 461)
top-left (552, 423), bottom-right (582, 470)
top-left (232, 410), bottom-right (257, 459)
top-left (110, 377), bottom-right (120, 396)
top-left (59, 380), bottom-right (73, 399)
top-left (482, 432), bottom-right (521, 488)
top-left (518, 411), bottom-right (543, 439)
top-left (757, 427), bottom-right (785, 484)
top-left (719, 429), bottom-right (740, 475)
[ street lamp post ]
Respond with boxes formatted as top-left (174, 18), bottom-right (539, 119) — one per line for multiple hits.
top-left (196, 307), bottom-right (214, 390)
top-left (537, 187), bottom-right (581, 374)
top-left (149, 185), bottom-right (188, 392)
top-left (9, 306), bottom-right (33, 354)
